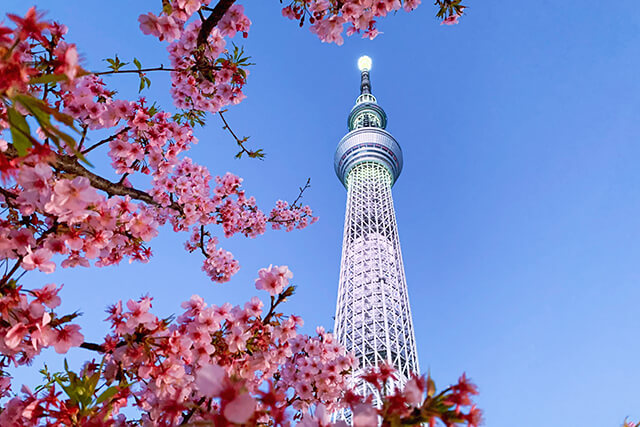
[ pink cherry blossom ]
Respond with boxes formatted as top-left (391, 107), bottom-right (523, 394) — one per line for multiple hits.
top-left (255, 265), bottom-right (293, 296)
top-left (22, 248), bottom-right (55, 273)
top-left (442, 13), bottom-right (462, 25)
top-left (4, 323), bottom-right (28, 349)
top-left (51, 324), bottom-right (84, 354)
top-left (32, 284), bottom-right (62, 308)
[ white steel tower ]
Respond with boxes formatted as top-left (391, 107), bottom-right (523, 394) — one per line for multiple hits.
top-left (334, 56), bottom-right (419, 401)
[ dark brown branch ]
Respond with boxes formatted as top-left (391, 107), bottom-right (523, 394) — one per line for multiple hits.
top-left (199, 225), bottom-right (208, 257)
top-left (54, 154), bottom-right (170, 207)
top-left (80, 342), bottom-right (106, 352)
top-left (0, 187), bottom-right (17, 200)
top-left (0, 259), bottom-right (22, 288)
top-left (4, 145), bottom-right (182, 213)
top-left (77, 125), bottom-right (89, 151)
top-left (262, 286), bottom-right (294, 324)
top-left (196, 0), bottom-right (236, 48)
top-left (180, 397), bottom-right (207, 425)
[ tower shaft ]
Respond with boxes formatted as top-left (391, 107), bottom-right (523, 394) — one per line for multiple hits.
top-left (334, 161), bottom-right (419, 393)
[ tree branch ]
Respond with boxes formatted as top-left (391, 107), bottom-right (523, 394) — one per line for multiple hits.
top-left (80, 342), bottom-right (106, 352)
top-left (4, 145), bottom-right (182, 213)
top-left (196, 0), bottom-right (236, 48)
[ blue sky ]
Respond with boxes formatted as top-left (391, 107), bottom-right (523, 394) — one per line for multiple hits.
top-left (3, 1), bottom-right (640, 425)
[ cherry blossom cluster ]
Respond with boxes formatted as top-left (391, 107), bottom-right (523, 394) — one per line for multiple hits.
top-left (0, 268), bottom-right (481, 426)
top-left (0, 7), bottom-right (316, 287)
top-left (0, 6), bottom-right (314, 398)
top-left (332, 363), bottom-right (482, 426)
top-left (0, 267), bottom-right (359, 425)
top-left (0, 283), bottom-right (83, 374)
top-left (281, 0), bottom-right (424, 45)
top-left (139, 2), bottom-right (251, 115)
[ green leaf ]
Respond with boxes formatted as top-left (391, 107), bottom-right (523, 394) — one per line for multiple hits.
top-left (7, 107), bottom-right (32, 156)
top-left (95, 386), bottom-right (119, 404)
top-left (148, 102), bottom-right (159, 117)
top-left (29, 73), bottom-right (68, 85)
top-left (15, 94), bottom-right (77, 129)
top-left (162, 0), bottom-right (173, 15)
top-left (86, 371), bottom-right (101, 396)
top-left (133, 58), bottom-right (142, 70)
top-left (105, 55), bottom-right (128, 72)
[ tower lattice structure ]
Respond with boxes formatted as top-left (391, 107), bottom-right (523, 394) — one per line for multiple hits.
top-left (333, 57), bottom-right (419, 404)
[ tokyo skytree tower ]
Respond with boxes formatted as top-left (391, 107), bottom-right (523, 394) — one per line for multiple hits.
top-left (333, 56), bottom-right (419, 399)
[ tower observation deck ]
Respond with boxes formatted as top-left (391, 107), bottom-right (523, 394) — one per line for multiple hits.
top-left (334, 56), bottom-right (419, 406)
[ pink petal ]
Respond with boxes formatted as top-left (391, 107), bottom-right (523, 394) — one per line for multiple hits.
top-left (195, 364), bottom-right (227, 397)
top-left (224, 392), bottom-right (255, 424)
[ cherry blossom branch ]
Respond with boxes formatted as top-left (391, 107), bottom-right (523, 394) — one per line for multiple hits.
top-left (262, 285), bottom-right (295, 324)
top-left (92, 66), bottom-right (180, 76)
top-left (0, 187), bottom-right (17, 200)
top-left (266, 178), bottom-right (313, 224)
top-left (54, 154), bottom-right (176, 208)
top-left (179, 397), bottom-right (207, 425)
top-left (76, 125), bottom-right (88, 151)
top-left (199, 225), bottom-right (208, 257)
top-left (290, 178), bottom-right (311, 209)
top-left (218, 110), bottom-right (263, 159)
top-left (4, 145), bottom-right (181, 212)
top-left (81, 127), bottom-right (130, 155)
top-left (196, 0), bottom-right (237, 48)
top-left (79, 342), bottom-right (105, 352)
top-left (0, 259), bottom-right (22, 288)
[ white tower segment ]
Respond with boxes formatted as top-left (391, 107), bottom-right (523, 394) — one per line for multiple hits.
top-left (334, 57), bottom-right (419, 399)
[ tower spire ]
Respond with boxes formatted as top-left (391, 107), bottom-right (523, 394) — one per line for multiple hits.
top-left (358, 55), bottom-right (372, 94)
top-left (347, 56), bottom-right (388, 132)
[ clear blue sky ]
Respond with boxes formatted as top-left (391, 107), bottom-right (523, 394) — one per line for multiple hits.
top-left (3, 1), bottom-right (640, 425)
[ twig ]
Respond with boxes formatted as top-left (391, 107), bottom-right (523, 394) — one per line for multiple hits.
top-left (92, 66), bottom-right (179, 76)
top-left (199, 225), bottom-right (208, 257)
top-left (290, 178), bottom-right (311, 209)
top-left (81, 127), bottom-right (130, 155)
top-left (180, 397), bottom-right (207, 425)
top-left (77, 125), bottom-right (88, 151)
top-left (218, 110), bottom-right (262, 159)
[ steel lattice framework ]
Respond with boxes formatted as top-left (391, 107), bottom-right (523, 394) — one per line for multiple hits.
top-left (333, 57), bottom-right (419, 408)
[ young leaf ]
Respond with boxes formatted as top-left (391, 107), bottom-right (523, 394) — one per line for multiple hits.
top-left (95, 386), bottom-right (120, 404)
top-left (7, 107), bottom-right (32, 156)
top-left (29, 73), bottom-right (68, 85)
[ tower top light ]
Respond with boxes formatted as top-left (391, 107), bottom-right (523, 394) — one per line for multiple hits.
top-left (357, 55), bottom-right (372, 71)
